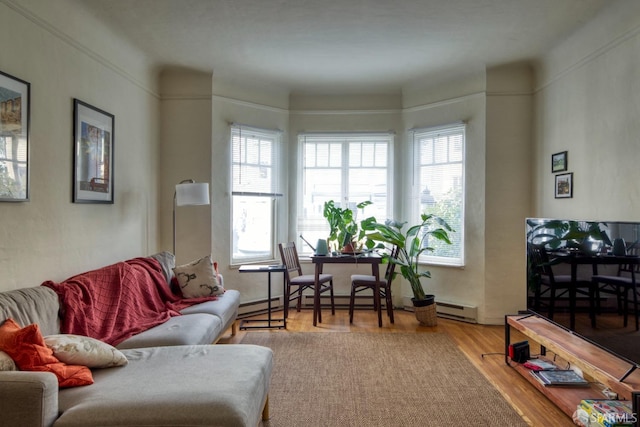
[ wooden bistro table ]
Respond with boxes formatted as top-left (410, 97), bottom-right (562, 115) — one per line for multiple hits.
top-left (310, 253), bottom-right (382, 326)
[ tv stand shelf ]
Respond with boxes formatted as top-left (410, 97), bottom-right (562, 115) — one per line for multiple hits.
top-left (505, 314), bottom-right (640, 419)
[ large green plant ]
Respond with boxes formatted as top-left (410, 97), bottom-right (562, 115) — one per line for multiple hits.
top-left (323, 200), bottom-right (373, 250)
top-left (362, 213), bottom-right (453, 301)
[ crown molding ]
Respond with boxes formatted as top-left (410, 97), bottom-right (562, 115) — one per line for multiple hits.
top-left (1, 0), bottom-right (159, 98)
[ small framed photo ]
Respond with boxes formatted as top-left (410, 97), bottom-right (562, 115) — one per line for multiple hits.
top-left (73, 99), bottom-right (114, 204)
top-left (555, 173), bottom-right (573, 199)
top-left (0, 70), bottom-right (30, 202)
top-left (552, 151), bottom-right (568, 173)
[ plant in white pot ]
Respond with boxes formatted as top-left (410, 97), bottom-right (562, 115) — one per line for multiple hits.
top-left (362, 213), bottom-right (453, 324)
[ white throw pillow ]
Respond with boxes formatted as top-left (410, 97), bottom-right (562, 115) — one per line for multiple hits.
top-left (173, 255), bottom-right (224, 298)
top-left (0, 350), bottom-right (16, 371)
top-left (44, 334), bottom-right (128, 368)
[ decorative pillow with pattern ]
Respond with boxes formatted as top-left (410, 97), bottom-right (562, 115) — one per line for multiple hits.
top-left (173, 255), bottom-right (224, 298)
top-left (0, 350), bottom-right (16, 371)
top-left (44, 334), bottom-right (128, 368)
top-left (0, 318), bottom-right (93, 387)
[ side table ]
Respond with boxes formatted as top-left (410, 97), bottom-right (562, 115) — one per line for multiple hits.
top-left (239, 264), bottom-right (287, 330)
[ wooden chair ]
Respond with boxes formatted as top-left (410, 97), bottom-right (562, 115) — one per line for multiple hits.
top-left (527, 243), bottom-right (593, 330)
top-left (591, 248), bottom-right (640, 330)
top-left (349, 246), bottom-right (398, 327)
top-left (278, 242), bottom-right (335, 323)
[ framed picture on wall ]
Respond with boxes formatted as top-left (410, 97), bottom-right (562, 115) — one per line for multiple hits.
top-left (0, 70), bottom-right (30, 202)
top-left (73, 99), bottom-right (114, 204)
top-left (552, 151), bottom-right (568, 172)
top-left (555, 172), bottom-right (573, 199)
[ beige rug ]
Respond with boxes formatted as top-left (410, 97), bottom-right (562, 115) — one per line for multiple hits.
top-left (242, 332), bottom-right (528, 427)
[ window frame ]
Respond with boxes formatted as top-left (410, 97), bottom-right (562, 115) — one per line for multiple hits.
top-left (297, 132), bottom-right (394, 256)
top-left (230, 124), bottom-right (282, 265)
top-left (411, 123), bottom-right (465, 267)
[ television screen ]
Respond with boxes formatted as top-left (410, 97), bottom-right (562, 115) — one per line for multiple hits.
top-left (526, 218), bottom-right (640, 367)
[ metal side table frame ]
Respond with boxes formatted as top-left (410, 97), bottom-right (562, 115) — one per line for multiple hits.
top-left (239, 264), bottom-right (287, 330)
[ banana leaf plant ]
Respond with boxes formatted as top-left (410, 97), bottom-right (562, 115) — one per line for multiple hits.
top-left (362, 213), bottom-right (453, 302)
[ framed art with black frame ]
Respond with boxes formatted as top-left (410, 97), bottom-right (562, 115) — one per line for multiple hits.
top-left (73, 99), bottom-right (114, 204)
top-left (552, 151), bottom-right (568, 173)
top-left (555, 172), bottom-right (573, 199)
top-left (0, 70), bottom-right (30, 202)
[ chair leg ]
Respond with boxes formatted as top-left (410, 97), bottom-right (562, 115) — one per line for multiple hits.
top-left (589, 280), bottom-right (597, 328)
top-left (296, 287), bottom-right (303, 313)
top-left (329, 280), bottom-right (335, 315)
top-left (349, 285), bottom-right (356, 324)
top-left (623, 286), bottom-right (630, 328)
top-left (284, 285), bottom-right (290, 319)
top-left (386, 289), bottom-right (394, 324)
top-left (316, 283), bottom-right (323, 324)
top-left (375, 284), bottom-right (382, 327)
top-left (569, 287), bottom-right (576, 331)
top-left (548, 287), bottom-right (556, 321)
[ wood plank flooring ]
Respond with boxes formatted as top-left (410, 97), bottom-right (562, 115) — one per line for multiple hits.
top-left (219, 308), bottom-right (574, 427)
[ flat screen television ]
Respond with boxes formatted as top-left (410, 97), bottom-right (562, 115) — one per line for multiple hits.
top-left (526, 218), bottom-right (640, 368)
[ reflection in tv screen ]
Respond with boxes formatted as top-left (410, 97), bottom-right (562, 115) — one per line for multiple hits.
top-left (526, 218), bottom-right (640, 367)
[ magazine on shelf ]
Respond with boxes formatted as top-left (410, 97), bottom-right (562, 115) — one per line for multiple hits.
top-left (522, 358), bottom-right (557, 371)
top-left (530, 369), bottom-right (589, 387)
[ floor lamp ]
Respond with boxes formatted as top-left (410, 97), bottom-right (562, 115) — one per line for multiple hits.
top-left (173, 179), bottom-right (210, 255)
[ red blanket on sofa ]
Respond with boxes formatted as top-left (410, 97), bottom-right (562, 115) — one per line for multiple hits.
top-left (42, 257), bottom-right (216, 346)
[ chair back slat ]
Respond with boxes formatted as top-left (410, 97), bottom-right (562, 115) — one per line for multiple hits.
top-left (384, 245), bottom-right (400, 285)
top-left (528, 243), bottom-right (554, 279)
top-left (279, 242), bottom-right (304, 279)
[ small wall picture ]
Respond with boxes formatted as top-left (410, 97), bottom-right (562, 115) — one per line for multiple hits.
top-left (73, 99), bottom-right (114, 203)
top-left (552, 151), bottom-right (568, 172)
top-left (0, 70), bottom-right (30, 202)
top-left (555, 172), bottom-right (573, 199)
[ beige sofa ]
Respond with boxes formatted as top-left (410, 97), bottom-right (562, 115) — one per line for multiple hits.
top-left (0, 253), bottom-right (273, 427)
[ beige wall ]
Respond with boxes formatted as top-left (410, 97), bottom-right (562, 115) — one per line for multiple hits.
top-left (209, 79), bottom-right (290, 302)
top-left (485, 64), bottom-right (533, 323)
top-left (159, 69), bottom-right (213, 265)
top-left (0, 0), bottom-right (160, 291)
top-left (534, 0), bottom-right (640, 220)
top-left (402, 77), bottom-right (491, 321)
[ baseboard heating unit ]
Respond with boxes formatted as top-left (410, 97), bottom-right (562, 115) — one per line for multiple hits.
top-left (238, 297), bottom-right (282, 318)
top-left (402, 297), bottom-right (478, 323)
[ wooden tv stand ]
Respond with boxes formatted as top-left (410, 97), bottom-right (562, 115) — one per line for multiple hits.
top-left (505, 313), bottom-right (640, 420)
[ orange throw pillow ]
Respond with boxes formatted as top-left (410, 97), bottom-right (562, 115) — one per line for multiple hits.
top-left (0, 318), bottom-right (93, 387)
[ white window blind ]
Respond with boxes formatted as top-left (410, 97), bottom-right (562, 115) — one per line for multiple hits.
top-left (413, 123), bottom-right (465, 266)
top-left (231, 124), bottom-right (281, 263)
top-left (298, 132), bottom-right (393, 255)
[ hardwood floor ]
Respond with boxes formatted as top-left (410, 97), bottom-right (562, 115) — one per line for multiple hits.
top-left (219, 308), bottom-right (574, 427)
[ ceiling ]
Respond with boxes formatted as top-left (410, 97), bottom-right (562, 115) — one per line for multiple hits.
top-left (74, 0), bottom-right (610, 94)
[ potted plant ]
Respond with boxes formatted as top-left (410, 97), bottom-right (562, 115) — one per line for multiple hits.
top-left (323, 200), bottom-right (373, 253)
top-left (362, 213), bottom-right (453, 324)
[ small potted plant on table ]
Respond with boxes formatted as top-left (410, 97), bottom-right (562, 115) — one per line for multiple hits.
top-left (323, 200), bottom-right (373, 253)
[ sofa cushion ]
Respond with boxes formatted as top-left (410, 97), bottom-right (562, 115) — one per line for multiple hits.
top-left (0, 350), bottom-right (16, 371)
top-left (44, 334), bottom-right (128, 368)
top-left (0, 319), bottom-right (93, 388)
top-left (0, 287), bottom-right (61, 337)
top-left (114, 313), bottom-right (222, 350)
top-left (180, 289), bottom-right (240, 331)
top-left (173, 255), bottom-right (224, 298)
top-left (55, 344), bottom-right (273, 427)
top-left (148, 251), bottom-right (175, 285)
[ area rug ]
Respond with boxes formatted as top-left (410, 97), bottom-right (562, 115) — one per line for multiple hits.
top-left (242, 332), bottom-right (527, 427)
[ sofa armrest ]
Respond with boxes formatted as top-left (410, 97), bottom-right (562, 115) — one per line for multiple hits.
top-left (0, 371), bottom-right (59, 427)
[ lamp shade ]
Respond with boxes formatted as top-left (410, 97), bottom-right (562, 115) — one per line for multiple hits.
top-left (175, 182), bottom-right (210, 206)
